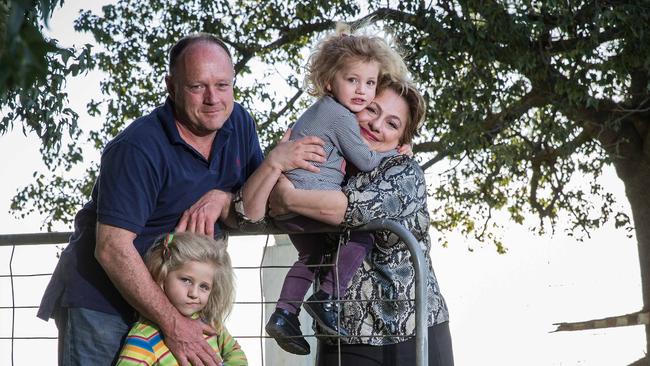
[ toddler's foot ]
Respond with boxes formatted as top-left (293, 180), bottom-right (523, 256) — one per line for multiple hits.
top-left (265, 308), bottom-right (310, 355)
top-left (304, 290), bottom-right (349, 337)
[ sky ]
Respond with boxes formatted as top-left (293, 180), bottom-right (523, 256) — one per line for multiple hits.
top-left (0, 1), bottom-right (647, 365)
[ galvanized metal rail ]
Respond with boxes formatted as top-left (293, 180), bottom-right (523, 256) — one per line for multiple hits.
top-left (0, 219), bottom-right (428, 365)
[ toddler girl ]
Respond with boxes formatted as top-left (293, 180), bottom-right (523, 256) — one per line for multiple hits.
top-left (266, 24), bottom-right (407, 355)
top-left (117, 232), bottom-right (246, 365)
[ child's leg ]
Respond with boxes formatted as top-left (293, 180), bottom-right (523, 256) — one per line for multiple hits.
top-left (319, 231), bottom-right (374, 298)
top-left (274, 216), bottom-right (334, 313)
top-left (276, 233), bottom-right (326, 314)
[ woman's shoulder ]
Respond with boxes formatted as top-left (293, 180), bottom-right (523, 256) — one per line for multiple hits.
top-left (347, 154), bottom-right (424, 191)
top-left (379, 155), bottom-right (424, 176)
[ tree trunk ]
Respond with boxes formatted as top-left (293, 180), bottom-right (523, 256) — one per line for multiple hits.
top-left (615, 157), bottom-right (650, 362)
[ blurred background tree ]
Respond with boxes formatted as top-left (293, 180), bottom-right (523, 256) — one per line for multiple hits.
top-left (2, 1), bottom-right (650, 362)
top-left (0, 0), bottom-right (95, 224)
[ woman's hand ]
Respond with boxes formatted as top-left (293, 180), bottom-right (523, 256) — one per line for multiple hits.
top-left (268, 175), bottom-right (295, 217)
top-left (239, 129), bottom-right (324, 221)
top-left (397, 143), bottom-right (413, 157)
top-left (266, 128), bottom-right (326, 173)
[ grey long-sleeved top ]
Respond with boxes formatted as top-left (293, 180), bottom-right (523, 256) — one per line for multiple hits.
top-left (285, 96), bottom-right (396, 190)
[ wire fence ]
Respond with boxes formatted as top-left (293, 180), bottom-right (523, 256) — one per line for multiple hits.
top-left (0, 219), bottom-right (428, 365)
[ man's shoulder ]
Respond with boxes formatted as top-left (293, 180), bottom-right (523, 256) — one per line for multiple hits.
top-left (229, 102), bottom-right (253, 122)
top-left (382, 155), bottom-right (424, 176)
top-left (228, 102), bottom-right (257, 131)
top-left (106, 103), bottom-right (169, 149)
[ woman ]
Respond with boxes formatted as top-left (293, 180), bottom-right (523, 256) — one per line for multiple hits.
top-left (237, 79), bottom-right (454, 366)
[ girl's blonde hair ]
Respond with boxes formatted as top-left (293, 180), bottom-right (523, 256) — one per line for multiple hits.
top-left (145, 232), bottom-right (235, 331)
top-left (306, 22), bottom-right (408, 97)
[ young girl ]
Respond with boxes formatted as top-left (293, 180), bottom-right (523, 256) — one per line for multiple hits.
top-left (266, 24), bottom-right (408, 355)
top-left (117, 232), bottom-right (247, 365)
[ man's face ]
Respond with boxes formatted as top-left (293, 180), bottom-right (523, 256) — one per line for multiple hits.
top-left (166, 42), bottom-right (235, 137)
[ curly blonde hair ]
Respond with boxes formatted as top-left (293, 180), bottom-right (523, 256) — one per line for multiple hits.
top-left (306, 23), bottom-right (408, 98)
top-left (145, 232), bottom-right (235, 331)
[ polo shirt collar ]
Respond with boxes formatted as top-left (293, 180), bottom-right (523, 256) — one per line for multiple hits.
top-left (159, 97), bottom-right (185, 145)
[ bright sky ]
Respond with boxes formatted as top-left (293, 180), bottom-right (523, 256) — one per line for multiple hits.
top-left (0, 1), bottom-right (646, 365)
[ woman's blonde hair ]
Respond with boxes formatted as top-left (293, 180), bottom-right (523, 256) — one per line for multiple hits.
top-left (306, 22), bottom-right (408, 97)
top-left (384, 78), bottom-right (427, 145)
top-left (145, 232), bottom-right (235, 331)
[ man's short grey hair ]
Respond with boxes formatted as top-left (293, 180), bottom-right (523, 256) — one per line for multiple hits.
top-left (168, 32), bottom-right (232, 74)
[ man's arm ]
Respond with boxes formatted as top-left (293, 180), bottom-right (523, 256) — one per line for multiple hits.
top-left (95, 223), bottom-right (220, 366)
top-left (177, 131), bottom-right (326, 231)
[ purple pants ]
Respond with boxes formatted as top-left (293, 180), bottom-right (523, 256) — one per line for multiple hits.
top-left (274, 216), bottom-right (374, 314)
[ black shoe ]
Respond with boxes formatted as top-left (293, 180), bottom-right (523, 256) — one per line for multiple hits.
top-left (265, 308), bottom-right (310, 355)
top-left (304, 290), bottom-right (349, 337)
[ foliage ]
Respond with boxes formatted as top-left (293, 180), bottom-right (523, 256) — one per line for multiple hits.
top-left (5, 0), bottom-right (650, 248)
top-left (0, 0), bottom-right (97, 229)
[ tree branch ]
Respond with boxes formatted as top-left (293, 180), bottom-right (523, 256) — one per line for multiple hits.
top-left (560, 97), bottom-right (642, 160)
top-left (258, 88), bottom-right (303, 132)
top-left (483, 89), bottom-right (547, 135)
top-left (417, 89), bottom-right (547, 170)
top-left (528, 157), bottom-right (565, 222)
top-left (533, 129), bottom-right (593, 165)
top-left (543, 28), bottom-right (624, 54)
top-left (420, 151), bottom-right (448, 171)
top-left (526, 0), bottom-right (634, 29)
top-left (413, 140), bottom-right (444, 154)
top-left (232, 9), bottom-right (447, 79)
top-left (230, 21), bottom-right (334, 73)
top-left (553, 310), bottom-right (650, 332)
top-left (469, 0), bottom-right (630, 158)
top-left (629, 68), bottom-right (650, 141)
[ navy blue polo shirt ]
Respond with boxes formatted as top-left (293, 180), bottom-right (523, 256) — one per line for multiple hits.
top-left (46, 98), bottom-right (264, 319)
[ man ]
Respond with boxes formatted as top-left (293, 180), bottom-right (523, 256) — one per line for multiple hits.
top-left (38, 33), bottom-right (324, 365)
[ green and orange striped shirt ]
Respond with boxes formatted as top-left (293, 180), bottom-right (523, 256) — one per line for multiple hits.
top-left (116, 318), bottom-right (247, 366)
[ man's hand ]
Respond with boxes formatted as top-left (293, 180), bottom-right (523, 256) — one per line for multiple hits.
top-left (266, 129), bottom-right (326, 172)
top-left (176, 189), bottom-right (233, 236)
top-left (162, 312), bottom-right (220, 366)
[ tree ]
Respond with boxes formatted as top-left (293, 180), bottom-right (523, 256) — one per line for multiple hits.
top-left (0, 0), bottom-right (96, 225)
top-left (5, 0), bottom-right (650, 362)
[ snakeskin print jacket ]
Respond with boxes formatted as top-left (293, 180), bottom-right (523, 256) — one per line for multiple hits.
top-left (337, 154), bottom-right (449, 345)
top-left (234, 154), bottom-right (449, 345)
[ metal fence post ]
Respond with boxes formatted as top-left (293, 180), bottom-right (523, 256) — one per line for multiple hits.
top-left (356, 219), bottom-right (428, 366)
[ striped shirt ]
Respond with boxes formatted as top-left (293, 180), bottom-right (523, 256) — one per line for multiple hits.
top-left (285, 95), bottom-right (396, 190)
top-left (117, 318), bottom-right (247, 366)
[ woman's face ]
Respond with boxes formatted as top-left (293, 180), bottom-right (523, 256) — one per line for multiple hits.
top-left (356, 88), bottom-right (409, 152)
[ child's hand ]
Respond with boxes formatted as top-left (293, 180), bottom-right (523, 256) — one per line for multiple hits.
top-left (397, 143), bottom-right (413, 157)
